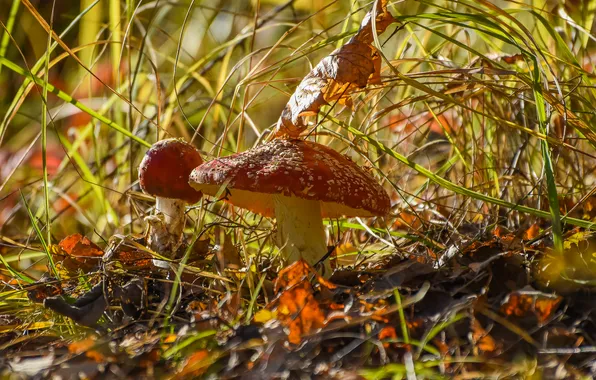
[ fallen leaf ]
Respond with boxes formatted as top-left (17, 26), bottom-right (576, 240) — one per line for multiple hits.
top-left (53, 234), bottom-right (104, 273)
top-left (500, 289), bottom-right (562, 324)
top-left (534, 297), bottom-right (563, 324)
top-left (254, 309), bottom-right (275, 324)
top-left (392, 211), bottom-right (423, 230)
top-left (68, 337), bottom-right (106, 363)
top-left (179, 350), bottom-right (213, 377)
top-left (274, 260), bottom-right (326, 344)
top-left (499, 53), bottom-right (524, 64)
top-left (523, 223), bottom-right (541, 240)
top-left (112, 249), bottom-right (153, 269)
top-left (378, 325), bottom-right (397, 348)
top-left (279, 286), bottom-right (325, 344)
top-left (27, 281), bottom-right (63, 303)
top-left (563, 229), bottom-right (591, 250)
top-left (470, 318), bottom-right (500, 354)
top-left (492, 225), bottom-right (509, 238)
top-left (274, 259), bottom-right (314, 291)
top-left (273, 0), bottom-right (396, 138)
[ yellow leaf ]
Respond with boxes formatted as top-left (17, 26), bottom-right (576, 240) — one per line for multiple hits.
top-left (254, 309), bottom-right (275, 324)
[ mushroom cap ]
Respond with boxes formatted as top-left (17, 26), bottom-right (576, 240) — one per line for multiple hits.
top-left (139, 138), bottom-right (203, 203)
top-left (189, 139), bottom-right (390, 218)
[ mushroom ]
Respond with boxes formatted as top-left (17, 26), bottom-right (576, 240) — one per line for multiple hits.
top-left (138, 138), bottom-right (203, 255)
top-left (188, 138), bottom-right (390, 275)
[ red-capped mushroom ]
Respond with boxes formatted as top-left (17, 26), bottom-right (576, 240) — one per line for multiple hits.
top-left (188, 139), bottom-right (390, 275)
top-left (138, 138), bottom-right (203, 255)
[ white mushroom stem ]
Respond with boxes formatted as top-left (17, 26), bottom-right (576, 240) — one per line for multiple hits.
top-left (274, 195), bottom-right (332, 276)
top-left (156, 197), bottom-right (186, 237)
top-left (147, 197), bottom-right (186, 261)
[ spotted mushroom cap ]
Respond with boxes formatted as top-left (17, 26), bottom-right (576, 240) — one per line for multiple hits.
top-left (139, 138), bottom-right (203, 203)
top-left (189, 139), bottom-right (390, 218)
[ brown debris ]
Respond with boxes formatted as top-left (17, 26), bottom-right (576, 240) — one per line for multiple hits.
top-left (273, 0), bottom-right (396, 138)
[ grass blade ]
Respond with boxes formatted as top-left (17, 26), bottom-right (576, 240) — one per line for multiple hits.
top-left (0, 0), bottom-right (20, 76)
top-left (20, 191), bottom-right (59, 279)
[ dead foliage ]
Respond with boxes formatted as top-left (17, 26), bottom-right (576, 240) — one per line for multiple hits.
top-left (2, 224), bottom-right (596, 378)
top-left (273, 0), bottom-right (396, 138)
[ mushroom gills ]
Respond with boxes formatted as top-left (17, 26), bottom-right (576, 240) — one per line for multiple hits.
top-left (274, 194), bottom-right (332, 275)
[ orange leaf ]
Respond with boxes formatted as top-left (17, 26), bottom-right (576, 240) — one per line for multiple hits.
top-left (500, 291), bottom-right (562, 324)
top-left (470, 318), bottom-right (499, 354)
top-left (112, 249), bottom-right (152, 269)
top-left (274, 260), bottom-right (326, 344)
top-left (378, 326), bottom-right (397, 348)
top-left (534, 297), bottom-right (563, 324)
top-left (393, 211), bottom-right (422, 230)
top-left (275, 259), bottom-right (313, 291)
top-left (523, 223), bottom-right (540, 240)
top-left (179, 350), bottom-right (211, 377)
top-left (68, 337), bottom-right (106, 363)
top-left (27, 280), bottom-right (63, 303)
top-left (55, 234), bottom-right (103, 273)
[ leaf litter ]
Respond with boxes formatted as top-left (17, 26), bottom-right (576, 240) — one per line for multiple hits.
top-left (8, 223), bottom-right (595, 378)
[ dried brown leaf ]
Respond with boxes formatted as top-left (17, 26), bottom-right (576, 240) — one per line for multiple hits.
top-left (500, 290), bottom-right (562, 324)
top-left (112, 249), bottom-right (153, 269)
top-left (54, 234), bottom-right (104, 273)
top-left (273, 0), bottom-right (396, 138)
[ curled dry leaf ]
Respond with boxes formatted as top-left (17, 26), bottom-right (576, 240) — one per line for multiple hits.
top-left (273, 0), bottom-right (396, 138)
top-left (53, 233), bottom-right (104, 273)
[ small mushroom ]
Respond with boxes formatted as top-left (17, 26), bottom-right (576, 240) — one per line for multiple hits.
top-left (138, 138), bottom-right (203, 255)
top-left (188, 139), bottom-right (390, 275)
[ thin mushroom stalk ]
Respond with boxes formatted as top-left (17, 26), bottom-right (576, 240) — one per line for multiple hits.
top-left (145, 197), bottom-right (187, 255)
top-left (156, 198), bottom-right (186, 237)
